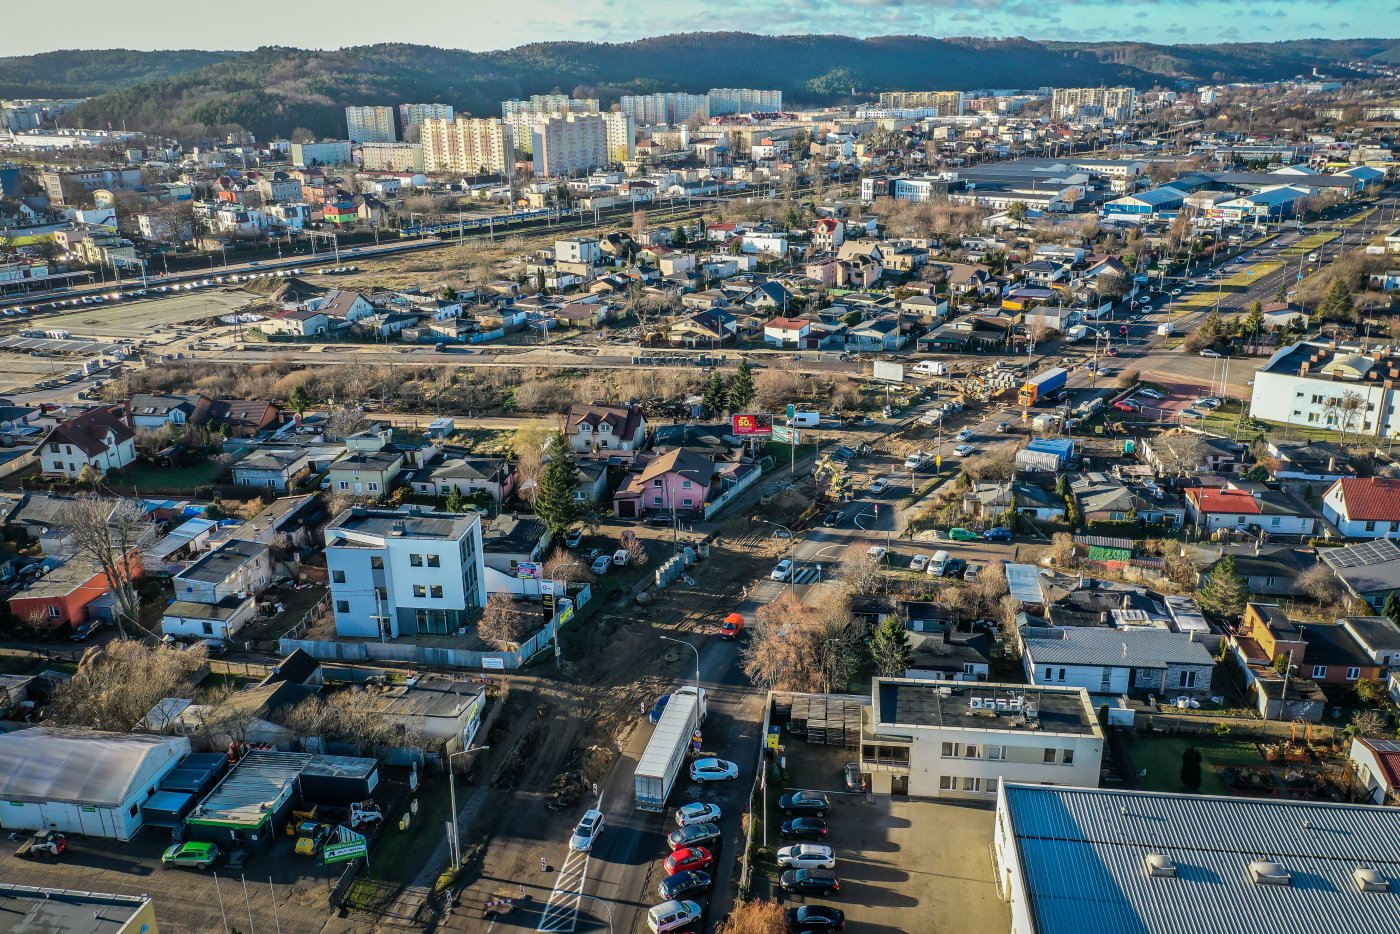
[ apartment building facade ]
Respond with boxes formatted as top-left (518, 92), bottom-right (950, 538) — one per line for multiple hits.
top-left (877, 90), bottom-right (965, 115)
top-left (345, 106), bottom-right (398, 143)
top-left (359, 141), bottom-right (425, 173)
top-left (501, 95), bottom-right (598, 117)
top-left (620, 92), bottom-right (709, 126)
top-left (532, 113), bottom-right (611, 176)
top-left (398, 102), bottom-right (454, 132)
top-left (421, 118), bottom-right (514, 174)
top-left (706, 88), bottom-right (783, 116)
top-left (1050, 87), bottom-right (1137, 123)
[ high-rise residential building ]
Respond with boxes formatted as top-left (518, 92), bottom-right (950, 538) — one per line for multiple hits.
top-left (532, 112), bottom-right (611, 177)
top-left (501, 94), bottom-right (598, 117)
top-left (601, 111), bottom-right (636, 163)
top-left (876, 90), bottom-right (965, 115)
top-left (705, 88), bottom-right (783, 117)
top-left (421, 117), bottom-right (514, 174)
top-left (505, 108), bottom-right (632, 162)
top-left (619, 92), bottom-right (709, 126)
top-left (1050, 87), bottom-right (1137, 124)
top-left (398, 103), bottom-right (455, 131)
top-left (345, 105), bottom-right (399, 143)
top-left (360, 141), bottom-right (425, 173)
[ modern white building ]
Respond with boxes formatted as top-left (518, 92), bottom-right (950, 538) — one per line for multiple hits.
top-left (859, 678), bottom-right (1104, 798)
top-left (1323, 477), bottom-right (1400, 538)
top-left (0, 728), bottom-right (190, 840)
top-left (620, 92), bottom-right (709, 126)
top-left (1022, 626), bottom-right (1216, 696)
top-left (532, 112), bottom-right (612, 176)
top-left (706, 88), bottom-right (783, 116)
top-left (1250, 340), bottom-right (1400, 438)
top-left (325, 506), bottom-right (486, 639)
top-left (1050, 86), bottom-right (1137, 123)
top-left (345, 105), bottom-right (398, 143)
top-left (994, 783), bottom-right (1400, 934)
top-left (421, 117), bottom-right (514, 175)
top-left (501, 94), bottom-right (598, 117)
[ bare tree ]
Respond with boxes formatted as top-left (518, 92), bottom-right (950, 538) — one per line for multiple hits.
top-left (324, 404), bottom-right (368, 440)
top-left (1351, 709), bottom-right (1388, 738)
top-left (478, 592), bottom-right (528, 649)
top-left (842, 553), bottom-right (885, 595)
top-left (1048, 532), bottom-right (1078, 570)
top-left (510, 420), bottom-right (555, 502)
top-left (1156, 432), bottom-right (1203, 478)
top-left (57, 497), bottom-right (151, 638)
top-left (715, 899), bottom-right (785, 934)
top-left (998, 594), bottom-right (1024, 658)
top-left (1298, 564), bottom-right (1346, 607)
top-left (51, 641), bottom-right (209, 732)
top-left (542, 549), bottom-right (593, 583)
top-left (741, 592), bottom-right (821, 693)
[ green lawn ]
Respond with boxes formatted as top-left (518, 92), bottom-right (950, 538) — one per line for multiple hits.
top-left (106, 460), bottom-right (220, 493)
top-left (367, 775), bottom-right (452, 883)
top-left (1127, 736), bottom-right (1263, 796)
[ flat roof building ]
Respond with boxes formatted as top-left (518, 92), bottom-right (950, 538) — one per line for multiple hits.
top-left (0, 885), bottom-right (158, 934)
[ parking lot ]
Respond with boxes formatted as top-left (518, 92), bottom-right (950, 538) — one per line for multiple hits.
top-left (0, 334), bottom-right (125, 355)
top-left (762, 737), bottom-right (1009, 933)
top-left (3, 288), bottom-right (252, 339)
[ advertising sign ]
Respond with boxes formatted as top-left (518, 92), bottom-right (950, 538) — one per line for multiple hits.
top-left (873, 361), bottom-right (905, 383)
top-left (772, 426), bottom-right (799, 444)
top-left (514, 561), bottom-right (542, 579)
top-left (324, 840), bottom-right (367, 865)
top-left (731, 413), bottom-right (774, 436)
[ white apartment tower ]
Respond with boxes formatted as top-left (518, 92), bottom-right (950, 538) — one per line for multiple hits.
top-left (705, 88), bottom-right (783, 116)
top-left (1050, 87), bottom-right (1137, 123)
top-left (398, 102), bottom-right (455, 130)
top-left (345, 105), bottom-right (398, 143)
top-left (501, 94), bottom-right (599, 117)
top-left (421, 117), bottom-right (514, 174)
top-left (620, 92), bottom-right (709, 126)
top-left (532, 112), bottom-right (611, 176)
top-left (877, 91), bottom-right (965, 115)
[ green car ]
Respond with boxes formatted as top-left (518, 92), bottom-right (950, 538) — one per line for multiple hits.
top-left (162, 841), bottom-right (221, 870)
top-left (948, 528), bottom-right (979, 542)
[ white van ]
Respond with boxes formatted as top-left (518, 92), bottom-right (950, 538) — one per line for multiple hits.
top-left (1156, 322), bottom-right (1175, 337)
top-left (912, 360), bottom-right (948, 377)
top-left (926, 550), bottom-right (950, 576)
top-left (787, 411), bottom-right (820, 428)
top-left (648, 899), bottom-right (702, 933)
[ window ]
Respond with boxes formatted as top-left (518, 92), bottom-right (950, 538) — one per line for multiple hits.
top-left (987, 745), bottom-right (1005, 761)
top-left (430, 585), bottom-right (443, 599)
top-left (682, 480), bottom-right (693, 489)
top-left (47, 605), bottom-right (60, 618)
top-left (332, 570), bottom-right (346, 584)
top-left (412, 584), bottom-right (427, 598)
top-left (1177, 670), bottom-right (1197, 689)
top-left (129, 803), bottom-right (139, 817)
top-left (427, 554), bottom-right (440, 568)
top-left (682, 498), bottom-right (693, 507)
top-left (1271, 517), bottom-right (1281, 527)
top-left (336, 600), bottom-right (350, 613)
top-left (339, 481), bottom-right (349, 490)
top-left (370, 557), bottom-right (384, 570)
top-left (941, 742), bottom-right (958, 758)
top-left (1236, 515), bottom-right (1245, 525)
top-left (202, 621), bottom-right (213, 635)
top-left (1366, 520), bottom-right (1377, 532)
top-left (653, 496), bottom-right (663, 506)
top-left (962, 777), bottom-right (981, 792)
top-left (964, 744), bottom-right (980, 759)
top-left (1312, 665), bottom-right (1327, 678)
top-left (1347, 667), bottom-right (1361, 680)
top-left (1062, 749), bottom-right (1074, 765)
top-left (653, 479), bottom-right (664, 487)
top-left (939, 775), bottom-right (955, 790)
top-left (410, 554), bottom-right (424, 567)
top-left (367, 482), bottom-right (379, 492)
top-left (1043, 749), bottom-right (1057, 764)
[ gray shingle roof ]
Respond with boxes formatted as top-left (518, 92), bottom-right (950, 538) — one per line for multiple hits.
top-left (1023, 627), bottom-right (1214, 669)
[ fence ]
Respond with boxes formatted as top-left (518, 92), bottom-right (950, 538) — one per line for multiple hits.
top-left (279, 584), bottom-right (590, 671)
top-left (703, 467), bottom-right (762, 519)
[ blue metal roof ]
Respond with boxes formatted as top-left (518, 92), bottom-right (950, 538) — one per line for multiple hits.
top-left (1027, 438), bottom-right (1075, 457)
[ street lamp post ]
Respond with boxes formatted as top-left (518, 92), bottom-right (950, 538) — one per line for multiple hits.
top-left (659, 636), bottom-right (701, 703)
top-left (446, 744), bottom-right (490, 867)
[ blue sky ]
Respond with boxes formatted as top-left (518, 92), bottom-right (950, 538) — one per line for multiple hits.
top-left (4, 0), bottom-right (1397, 56)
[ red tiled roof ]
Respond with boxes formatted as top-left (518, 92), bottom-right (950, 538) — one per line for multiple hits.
top-left (1187, 488), bottom-right (1261, 515)
top-left (765, 317), bottom-right (810, 331)
top-left (1360, 738), bottom-right (1400, 788)
top-left (1328, 477), bottom-right (1400, 522)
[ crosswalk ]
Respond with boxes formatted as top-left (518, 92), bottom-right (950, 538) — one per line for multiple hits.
top-left (792, 566), bottom-right (822, 586)
top-left (536, 848), bottom-right (591, 933)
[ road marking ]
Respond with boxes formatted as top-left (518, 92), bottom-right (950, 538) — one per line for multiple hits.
top-left (536, 848), bottom-right (591, 933)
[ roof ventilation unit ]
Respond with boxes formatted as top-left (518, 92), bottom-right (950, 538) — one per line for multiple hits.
top-left (1249, 860), bottom-right (1292, 886)
top-left (1144, 854), bottom-right (1177, 878)
top-left (1354, 867), bottom-right (1390, 893)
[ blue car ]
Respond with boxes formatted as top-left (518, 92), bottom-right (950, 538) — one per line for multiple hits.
top-left (983, 527), bottom-right (1013, 542)
top-left (649, 694), bottom-right (671, 724)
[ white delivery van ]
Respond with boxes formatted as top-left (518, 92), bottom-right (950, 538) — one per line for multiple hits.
top-left (787, 411), bottom-right (820, 427)
top-left (912, 360), bottom-right (949, 377)
top-left (1156, 322), bottom-right (1175, 336)
top-left (926, 550), bottom-right (950, 576)
top-left (648, 899), bottom-right (702, 933)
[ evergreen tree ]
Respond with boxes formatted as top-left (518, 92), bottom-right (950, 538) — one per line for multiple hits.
top-left (728, 359), bottom-right (756, 413)
top-left (701, 370), bottom-right (728, 415)
top-left (444, 487), bottom-right (466, 514)
top-left (1180, 746), bottom-right (1203, 792)
top-left (869, 615), bottom-right (912, 678)
top-left (1242, 300), bottom-right (1264, 348)
top-left (533, 431), bottom-right (581, 539)
top-left (1056, 474), bottom-right (1071, 497)
top-left (1384, 592), bottom-right (1400, 625)
top-left (673, 224), bottom-right (687, 247)
top-left (289, 384), bottom-right (311, 418)
top-left (1197, 555), bottom-right (1248, 619)
top-left (1319, 278), bottom-right (1353, 321)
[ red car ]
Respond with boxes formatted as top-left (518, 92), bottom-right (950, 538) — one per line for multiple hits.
top-left (665, 846), bottom-right (715, 876)
top-left (1113, 400), bottom-right (1140, 412)
top-left (1105, 347), bottom-right (1119, 356)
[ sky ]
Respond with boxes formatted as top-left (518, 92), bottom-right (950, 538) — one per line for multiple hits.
top-left (3, 0), bottom-right (1398, 56)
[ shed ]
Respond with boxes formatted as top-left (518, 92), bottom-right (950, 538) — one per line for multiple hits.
top-left (300, 754), bottom-right (380, 805)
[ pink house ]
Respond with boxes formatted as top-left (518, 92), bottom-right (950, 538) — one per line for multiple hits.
top-left (612, 448), bottom-right (713, 518)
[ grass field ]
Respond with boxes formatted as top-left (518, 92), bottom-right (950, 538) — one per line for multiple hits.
top-left (1281, 232), bottom-right (1340, 257)
top-left (107, 460), bottom-right (220, 493)
top-left (1173, 261), bottom-right (1284, 310)
top-left (1340, 207), bottom-right (1376, 228)
top-left (1128, 736), bottom-right (1264, 796)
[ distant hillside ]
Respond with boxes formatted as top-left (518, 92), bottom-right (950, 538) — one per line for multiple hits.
top-left (0, 49), bottom-right (235, 98)
top-left (19, 33), bottom-right (1398, 140)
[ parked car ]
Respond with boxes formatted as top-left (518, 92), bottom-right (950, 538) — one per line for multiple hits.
top-left (996, 422), bottom-right (1012, 433)
top-left (1180, 408), bottom-right (1206, 421)
top-left (909, 554), bottom-right (931, 572)
top-left (867, 546), bottom-right (887, 561)
top-left (953, 444), bottom-right (975, 457)
top-left (964, 563), bottom-right (981, 582)
top-left (942, 558), bottom-right (967, 578)
top-left (564, 529), bottom-right (584, 548)
top-left (665, 846), bottom-right (715, 876)
top-left (657, 870), bottom-right (712, 901)
top-left (590, 554), bottom-right (614, 575)
top-left (675, 802), bottom-right (722, 827)
top-left (1199, 349), bottom-right (1222, 358)
top-left (569, 809), bottom-right (605, 852)
top-left (770, 559), bottom-right (794, 581)
top-left (162, 842), bottom-right (220, 870)
top-left (869, 477), bottom-right (889, 493)
top-left (580, 548), bottom-right (603, 563)
top-left (776, 844), bottom-right (836, 870)
top-left (779, 869), bottom-right (841, 896)
top-left (1195, 397), bottom-right (1222, 409)
top-left (983, 527), bottom-right (1013, 542)
top-left (646, 512), bottom-right (677, 526)
top-left (668, 822), bottom-right (722, 851)
top-left (948, 528), bottom-right (978, 542)
top-left (648, 899), bottom-right (702, 934)
top-left (780, 817), bottom-right (829, 840)
top-left (956, 429), bottom-right (974, 442)
top-left (779, 790), bottom-right (830, 817)
top-left (1138, 388), bottom-right (1164, 399)
top-left (1113, 400), bottom-right (1140, 412)
top-left (648, 694), bottom-right (671, 724)
top-left (70, 621), bottom-right (102, 642)
top-left (785, 905), bottom-right (847, 932)
top-left (690, 758), bottom-right (739, 782)
top-left (842, 762), bottom-right (861, 792)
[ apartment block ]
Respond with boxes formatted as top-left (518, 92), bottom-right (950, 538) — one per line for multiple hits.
top-left (706, 88), bottom-right (783, 116)
top-left (360, 141), bottom-right (425, 173)
top-left (290, 140), bottom-right (352, 167)
top-left (421, 117), bottom-right (514, 174)
top-left (532, 112), bottom-right (611, 177)
top-left (501, 94), bottom-right (598, 117)
top-left (398, 102), bottom-right (454, 131)
top-left (877, 90), bottom-right (965, 115)
top-left (620, 92), bottom-right (709, 125)
top-left (325, 506), bottom-right (486, 639)
top-left (345, 105), bottom-right (398, 143)
top-left (38, 167), bottom-right (142, 204)
top-left (1050, 87), bottom-right (1137, 123)
top-left (602, 111), bottom-right (635, 163)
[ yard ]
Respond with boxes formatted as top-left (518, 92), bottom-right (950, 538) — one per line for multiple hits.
top-left (106, 459), bottom-right (222, 493)
top-left (1127, 735), bottom-right (1264, 796)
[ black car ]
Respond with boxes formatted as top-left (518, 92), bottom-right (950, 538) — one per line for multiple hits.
top-left (779, 791), bottom-right (830, 817)
top-left (646, 512), bottom-right (677, 526)
top-left (657, 869), bottom-right (712, 901)
top-left (942, 558), bottom-right (967, 578)
top-left (668, 822), bottom-right (722, 851)
top-left (785, 905), bottom-right (846, 932)
top-left (822, 510), bottom-right (843, 528)
top-left (779, 869), bottom-right (840, 896)
top-left (780, 817), bottom-right (828, 840)
top-left (842, 762), bottom-right (861, 793)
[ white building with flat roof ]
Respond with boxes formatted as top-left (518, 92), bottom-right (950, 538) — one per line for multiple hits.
top-left (1250, 339), bottom-right (1400, 438)
top-left (421, 117), bottom-right (514, 175)
top-left (345, 105), bottom-right (398, 143)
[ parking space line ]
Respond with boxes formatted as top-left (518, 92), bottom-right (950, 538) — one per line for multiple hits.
top-left (536, 848), bottom-right (591, 933)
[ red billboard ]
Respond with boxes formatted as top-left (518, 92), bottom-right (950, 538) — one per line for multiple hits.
top-left (731, 413), bottom-right (773, 436)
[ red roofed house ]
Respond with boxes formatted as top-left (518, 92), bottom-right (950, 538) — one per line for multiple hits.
top-left (1322, 477), bottom-right (1400, 539)
top-left (706, 222), bottom-right (740, 243)
top-left (812, 218), bottom-right (845, 252)
top-left (206, 400), bottom-right (282, 439)
top-left (1349, 737), bottom-right (1400, 804)
top-left (40, 407), bottom-right (137, 479)
top-left (1184, 486), bottom-right (1318, 536)
top-left (566, 403), bottom-right (647, 457)
top-left (9, 551), bottom-right (143, 634)
top-left (763, 317), bottom-right (812, 348)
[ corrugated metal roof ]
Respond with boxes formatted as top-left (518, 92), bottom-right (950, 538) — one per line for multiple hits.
top-left (0, 728), bottom-right (189, 808)
top-left (1003, 784), bottom-right (1400, 934)
top-left (1006, 563), bottom-right (1046, 605)
top-left (636, 691), bottom-right (699, 779)
top-left (1023, 627), bottom-right (1214, 669)
top-left (191, 750), bottom-right (310, 826)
